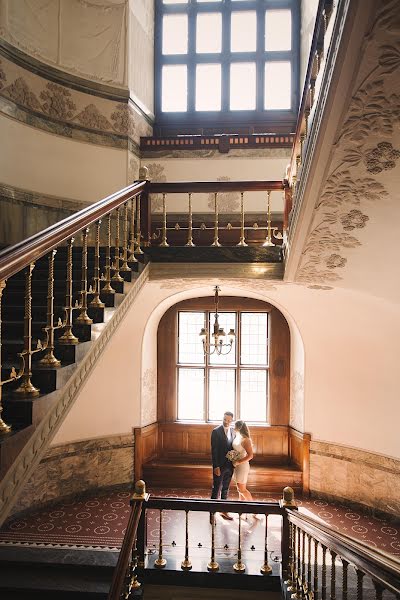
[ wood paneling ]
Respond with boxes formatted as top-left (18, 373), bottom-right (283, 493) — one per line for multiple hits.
top-left (157, 306), bottom-right (177, 422)
top-left (289, 428), bottom-right (311, 495)
top-left (269, 308), bottom-right (290, 426)
top-left (134, 423), bottom-right (158, 481)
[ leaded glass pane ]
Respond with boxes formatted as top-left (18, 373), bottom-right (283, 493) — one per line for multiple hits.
top-left (209, 369), bottom-right (235, 421)
top-left (240, 369), bottom-right (267, 422)
top-left (162, 65), bottom-right (188, 112)
top-left (178, 312), bottom-right (205, 364)
top-left (162, 15), bottom-right (188, 55)
top-left (265, 10), bottom-right (292, 51)
top-left (240, 312), bottom-right (268, 365)
top-left (178, 368), bottom-right (205, 420)
top-left (209, 312), bottom-right (236, 366)
top-left (265, 61), bottom-right (291, 109)
top-left (196, 13), bottom-right (222, 53)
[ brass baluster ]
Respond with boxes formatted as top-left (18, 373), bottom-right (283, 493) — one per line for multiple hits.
top-left (314, 539), bottom-right (319, 600)
top-left (207, 512), bottom-right (219, 571)
top-left (0, 281), bottom-right (21, 432)
top-left (330, 550), bottom-right (337, 600)
top-left (233, 512), bottom-right (246, 572)
top-left (38, 249), bottom-right (61, 367)
top-left (102, 214), bottom-right (115, 294)
top-left (341, 559), bottom-right (349, 600)
top-left (211, 192), bottom-right (221, 247)
top-left (76, 228), bottom-right (93, 325)
top-left (301, 529), bottom-right (306, 595)
top-left (285, 522), bottom-right (295, 591)
top-left (321, 545), bottom-right (327, 600)
top-left (154, 509), bottom-right (167, 568)
top-left (160, 193), bottom-right (169, 247)
top-left (135, 195), bottom-right (144, 255)
top-left (261, 514), bottom-right (272, 574)
top-left (128, 197), bottom-right (138, 263)
top-left (89, 220), bottom-right (105, 309)
top-left (356, 569), bottom-right (364, 600)
top-left (237, 192), bottom-right (247, 247)
top-left (291, 525), bottom-right (301, 600)
top-left (186, 193), bottom-right (195, 247)
top-left (263, 191), bottom-right (274, 247)
top-left (112, 208), bottom-right (123, 282)
top-left (14, 263), bottom-right (40, 397)
top-left (307, 534), bottom-right (312, 596)
top-left (120, 202), bottom-right (131, 272)
top-left (181, 509), bottom-right (192, 570)
top-left (59, 238), bottom-right (79, 345)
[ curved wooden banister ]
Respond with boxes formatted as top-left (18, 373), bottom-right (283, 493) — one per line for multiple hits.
top-left (0, 180), bottom-right (147, 282)
top-left (287, 510), bottom-right (400, 594)
top-left (148, 180), bottom-right (284, 194)
top-left (108, 499), bottom-right (144, 600)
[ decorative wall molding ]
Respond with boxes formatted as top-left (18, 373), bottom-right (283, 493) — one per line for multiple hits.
top-left (0, 265), bottom-right (150, 527)
top-left (0, 182), bottom-right (89, 212)
top-left (0, 52), bottom-right (152, 150)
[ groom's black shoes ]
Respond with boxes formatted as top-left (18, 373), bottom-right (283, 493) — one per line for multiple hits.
top-left (220, 512), bottom-right (233, 520)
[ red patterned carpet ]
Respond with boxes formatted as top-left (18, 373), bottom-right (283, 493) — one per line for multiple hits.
top-left (0, 487), bottom-right (398, 558)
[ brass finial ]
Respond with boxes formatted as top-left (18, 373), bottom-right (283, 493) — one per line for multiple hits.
top-left (280, 486), bottom-right (297, 507)
top-left (138, 166), bottom-right (149, 181)
top-left (133, 479), bottom-right (146, 499)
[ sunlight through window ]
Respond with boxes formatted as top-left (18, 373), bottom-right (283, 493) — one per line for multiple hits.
top-left (196, 64), bottom-right (221, 111)
top-left (265, 61), bottom-right (291, 109)
top-left (230, 63), bottom-right (256, 110)
top-left (162, 65), bottom-right (187, 111)
top-left (265, 10), bottom-right (292, 51)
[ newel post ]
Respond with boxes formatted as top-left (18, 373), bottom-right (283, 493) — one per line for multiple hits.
top-left (280, 486), bottom-right (297, 576)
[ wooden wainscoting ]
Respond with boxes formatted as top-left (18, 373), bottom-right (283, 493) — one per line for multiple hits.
top-left (136, 423), bottom-right (310, 495)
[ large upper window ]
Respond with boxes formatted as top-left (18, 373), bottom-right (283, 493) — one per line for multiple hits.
top-left (155, 0), bottom-right (299, 133)
top-left (177, 310), bottom-right (269, 422)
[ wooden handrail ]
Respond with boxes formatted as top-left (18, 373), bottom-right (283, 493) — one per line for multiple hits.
top-left (148, 180), bottom-right (284, 194)
top-left (147, 496), bottom-right (283, 515)
top-left (108, 499), bottom-right (144, 600)
top-left (287, 510), bottom-right (400, 594)
top-left (0, 181), bottom-right (147, 282)
top-left (287, 0), bottom-right (325, 181)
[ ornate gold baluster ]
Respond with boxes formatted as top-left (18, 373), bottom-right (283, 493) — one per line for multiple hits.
top-left (207, 512), bottom-right (219, 571)
top-left (321, 545), bottom-right (327, 600)
top-left (135, 195), bottom-right (144, 255)
top-left (102, 214), bottom-right (115, 294)
top-left (14, 263), bottom-right (40, 397)
top-left (154, 509), bottom-right (167, 568)
top-left (211, 192), bottom-right (221, 247)
top-left (59, 238), bottom-right (79, 345)
top-left (285, 522), bottom-right (295, 591)
top-left (237, 192), bottom-right (247, 247)
top-left (263, 191), bottom-right (274, 247)
top-left (342, 559), bottom-right (349, 600)
top-left (233, 512), bottom-right (245, 572)
top-left (307, 534), bottom-right (312, 596)
top-left (76, 228), bottom-right (93, 325)
top-left (120, 203), bottom-right (131, 272)
top-left (356, 569), bottom-right (364, 600)
top-left (112, 208), bottom-right (123, 282)
top-left (291, 525), bottom-right (301, 600)
top-left (128, 197), bottom-right (138, 263)
top-left (261, 514), bottom-right (272, 574)
top-left (0, 281), bottom-right (14, 432)
top-left (301, 529), bottom-right (306, 595)
top-left (90, 220), bottom-right (105, 309)
top-left (160, 193), bottom-right (169, 247)
top-left (314, 539), bottom-right (319, 600)
top-left (330, 550), bottom-right (337, 600)
top-left (181, 509), bottom-right (192, 570)
top-left (39, 249), bottom-right (61, 367)
top-left (186, 193), bottom-right (195, 247)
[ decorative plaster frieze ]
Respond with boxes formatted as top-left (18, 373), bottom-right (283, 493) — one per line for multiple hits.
top-left (0, 266), bottom-right (149, 527)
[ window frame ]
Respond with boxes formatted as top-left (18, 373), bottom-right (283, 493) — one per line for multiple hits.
top-left (154, 0), bottom-right (300, 134)
top-left (176, 308), bottom-right (270, 423)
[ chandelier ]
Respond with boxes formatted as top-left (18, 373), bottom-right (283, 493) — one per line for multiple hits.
top-left (199, 286), bottom-right (236, 356)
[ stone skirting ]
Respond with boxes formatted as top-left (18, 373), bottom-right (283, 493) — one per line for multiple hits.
top-left (11, 433), bottom-right (134, 516)
top-left (310, 441), bottom-right (400, 518)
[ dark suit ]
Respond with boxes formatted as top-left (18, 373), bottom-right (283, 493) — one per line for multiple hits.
top-left (211, 424), bottom-right (234, 500)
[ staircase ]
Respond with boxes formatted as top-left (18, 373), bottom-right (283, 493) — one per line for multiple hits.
top-left (0, 245), bottom-right (144, 480)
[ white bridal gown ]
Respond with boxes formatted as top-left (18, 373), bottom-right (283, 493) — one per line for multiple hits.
top-left (232, 433), bottom-right (250, 484)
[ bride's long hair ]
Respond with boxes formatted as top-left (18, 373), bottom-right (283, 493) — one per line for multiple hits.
top-left (234, 420), bottom-right (250, 439)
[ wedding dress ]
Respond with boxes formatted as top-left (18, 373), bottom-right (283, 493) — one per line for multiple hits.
top-left (232, 433), bottom-right (250, 484)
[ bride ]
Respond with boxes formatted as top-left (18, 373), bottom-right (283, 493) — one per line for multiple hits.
top-left (232, 420), bottom-right (254, 504)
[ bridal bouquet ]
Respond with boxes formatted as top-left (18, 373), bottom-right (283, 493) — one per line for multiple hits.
top-left (226, 450), bottom-right (241, 464)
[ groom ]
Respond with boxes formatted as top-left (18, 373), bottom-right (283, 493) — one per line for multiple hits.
top-left (211, 411), bottom-right (234, 520)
